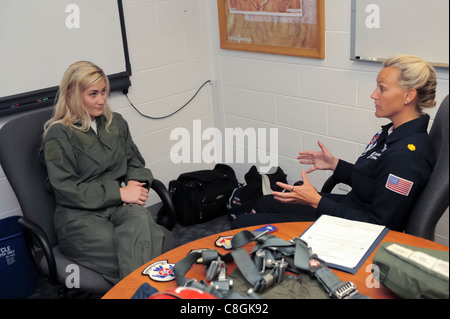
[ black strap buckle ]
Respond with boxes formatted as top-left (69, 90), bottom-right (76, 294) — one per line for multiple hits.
top-left (332, 281), bottom-right (359, 299)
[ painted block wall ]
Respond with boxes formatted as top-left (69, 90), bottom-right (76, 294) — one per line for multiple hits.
top-left (207, 0), bottom-right (449, 245)
top-left (0, 0), bottom-right (216, 217)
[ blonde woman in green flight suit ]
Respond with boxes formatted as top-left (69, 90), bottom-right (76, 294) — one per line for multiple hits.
top-left (42, 61), bottom-right (165, 284)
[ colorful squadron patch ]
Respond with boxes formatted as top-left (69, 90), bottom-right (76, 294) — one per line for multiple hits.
top-left (142, 260), bottom-right (175, 282)
top-left (309, 259), bottom-right (321, 267)
top-left (215, 236), bottom-right (233, 250)
top-left (362, 131), bottom-right (381, 155)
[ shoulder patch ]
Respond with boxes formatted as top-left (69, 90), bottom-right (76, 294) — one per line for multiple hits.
top-left (44, 139), bottom-right (64, 161)
top-left (385, 174), bottom-right (414, 196)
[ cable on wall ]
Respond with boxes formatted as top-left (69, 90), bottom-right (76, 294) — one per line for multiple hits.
top-left (123, 80), bottom-right (211, 120)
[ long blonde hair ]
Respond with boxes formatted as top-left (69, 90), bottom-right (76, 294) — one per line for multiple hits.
top-left (43, 61), bottom-right (113, 136)
top-left (383, 54), bottom-right (437, 112)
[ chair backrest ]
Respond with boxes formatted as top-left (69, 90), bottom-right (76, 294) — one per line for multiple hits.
top-left (0, 107), bottom-right (58, 246)
top-left (405, 95), bottom-right (449, 240)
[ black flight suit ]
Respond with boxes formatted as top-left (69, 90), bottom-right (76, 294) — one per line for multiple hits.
top-left (317, 114), bottom-right (435, 231)
top-left (234, 115), bottom-right (435, 232)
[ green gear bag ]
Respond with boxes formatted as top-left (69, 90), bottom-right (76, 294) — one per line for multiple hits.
top-left (228, 269), bottom-right (330, 299)
top-left (373, 242), bottom-right (449, 299)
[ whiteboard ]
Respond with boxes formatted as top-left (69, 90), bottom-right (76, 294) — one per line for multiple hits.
top-left (351, 0), bottom-right (449, 68)
top-left (0, 0), bottom-right (131, 116)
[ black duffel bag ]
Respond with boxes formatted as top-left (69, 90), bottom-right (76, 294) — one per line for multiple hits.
top-left (168, 164), bottom-right (238, 225)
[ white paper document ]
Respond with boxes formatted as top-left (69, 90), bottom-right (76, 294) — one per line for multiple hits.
top-left (300, 215), bottom-right (386, 269)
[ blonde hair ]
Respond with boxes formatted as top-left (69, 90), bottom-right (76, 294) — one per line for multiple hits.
top-left (383, 54), bottom-right (437, 111)
top-left (44, 61), bottom-right (113, 136)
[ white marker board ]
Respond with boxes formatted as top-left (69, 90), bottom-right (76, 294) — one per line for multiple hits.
top-left (351, 0), bottom-right (449, 68)
top-left (0, 0), bottom-right (131, 116)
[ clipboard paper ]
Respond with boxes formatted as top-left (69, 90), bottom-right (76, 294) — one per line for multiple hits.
top-left (300, 215), bottom-right (388, 274)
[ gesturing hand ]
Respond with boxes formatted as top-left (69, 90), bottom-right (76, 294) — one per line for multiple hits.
top-left (272, 170), bottom-right (322, 209)
top-left (297, 140), bottom-right (339, 173)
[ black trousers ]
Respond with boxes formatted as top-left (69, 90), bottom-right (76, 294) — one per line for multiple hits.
top-left (231, 193), bottom-right (346, 229)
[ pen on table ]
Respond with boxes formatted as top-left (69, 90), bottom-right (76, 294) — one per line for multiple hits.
top-left (252, 229), bottom-right (270, 240)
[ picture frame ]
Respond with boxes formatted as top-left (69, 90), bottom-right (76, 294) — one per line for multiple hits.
top-left (217, 0), bottom-right (325, 59)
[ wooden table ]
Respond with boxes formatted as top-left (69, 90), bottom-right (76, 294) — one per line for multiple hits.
top-left (103, 222), bottom-right (448, 299)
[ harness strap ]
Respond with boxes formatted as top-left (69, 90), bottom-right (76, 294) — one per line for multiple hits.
top-left (173, 230), bottom-right (371, 299)
top-left (293, 238), bottom-right (371, 299)
top-left (232, 229), bottom-right (294, 249)
top-left (232, 232), bottom-right (371, 299)
top-left (173, 251), bottom-right (205, 288)
top-left (173, 249), bottom-right (250, 299)
top-left (293, 238), bottom-right (311, 272)
top-left (231, 248), bottom-right (267, 292)
top-left (314, 267), bottom-right (370, 299)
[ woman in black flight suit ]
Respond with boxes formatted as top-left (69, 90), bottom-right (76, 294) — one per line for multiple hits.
top-left (233, 54), bottom-right (438, 232)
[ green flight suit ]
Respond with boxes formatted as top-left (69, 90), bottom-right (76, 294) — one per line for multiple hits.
top-left (42, 112), bottom-right (165, 284)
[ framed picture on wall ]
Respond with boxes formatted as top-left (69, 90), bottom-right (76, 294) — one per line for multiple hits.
top-left (217, 0), bottom-right (325, 59)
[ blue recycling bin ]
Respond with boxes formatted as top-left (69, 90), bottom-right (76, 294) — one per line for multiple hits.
top-left (0, 216), bottom-right (37, 298)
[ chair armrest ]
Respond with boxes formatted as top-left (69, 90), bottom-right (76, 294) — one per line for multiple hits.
top-left (320, 176), bottom-right (338, 193)
top-left (151, 179), bottom-right (176, 230)
top-left (18, 217), bottom-right (58, 285)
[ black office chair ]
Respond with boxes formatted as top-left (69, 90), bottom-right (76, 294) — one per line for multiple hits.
top-left (0, 107), bottom-right (176, 296)
top-left (321, 95), bottom-right (449, 241)
top-left (404, 95), bottom-right (449, 240)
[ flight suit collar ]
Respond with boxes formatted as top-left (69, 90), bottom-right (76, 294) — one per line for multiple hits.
top-left (73, 116), bottom-right (114, 150)
top-left (96, 116), bottom-right (115, 150)
top-left (72, 115), bottom-right (107, 130)
top-left (384, 114), bottom-right (430, 145)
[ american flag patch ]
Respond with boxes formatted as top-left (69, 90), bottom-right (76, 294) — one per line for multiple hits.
top-left (385, 174), bottom-right (413, 196)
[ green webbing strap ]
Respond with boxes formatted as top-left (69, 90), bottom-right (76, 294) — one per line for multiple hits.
top-left (231, 248), bottom-right (266, 291)
top-left (172, 249), bottom-right (252, 299)
top-left (173, 230), bottom-right (371, 299)
top-left (231, 230), bottom-right (295, 254)
top-left (173, 249), bottom-right (228, 286)
top-left (231, 231), bottom-right (297, 293)
top-left (233, 233), bottom-right (371, 299)
top-left (231, 247), bottom-right (289, 293)
top-left (292, 238), bottom-right (371, 299)
top-left (315, 267), bottom-right (349, 295)
top-left (231, 230), bottom-right (272, 248)
top-left (314, 267), bottom-right (371, 299)
top-left (173, 251), bottom-right (205, 288)
top-left (293, 238), bottom-right (311, 272)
